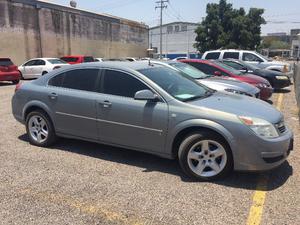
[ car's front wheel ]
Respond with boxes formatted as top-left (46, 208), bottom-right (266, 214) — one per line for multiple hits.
top-left (178, 131), bottom-right (233, 181)
top-left (12, 80), bottom-right (19, 84)
top-left (26, 110), bottom-right (57, 147)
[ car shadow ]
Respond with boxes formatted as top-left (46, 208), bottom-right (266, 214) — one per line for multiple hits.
top-left (18, 134), bottom-right (293, 191)
top-left (0, 81), bottom-right (15, 86)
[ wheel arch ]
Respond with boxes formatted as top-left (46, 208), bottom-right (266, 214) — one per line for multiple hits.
top-left (23, 101), bottom-right (53, 122)
top-left (168, 120), bottom-right (236, 159)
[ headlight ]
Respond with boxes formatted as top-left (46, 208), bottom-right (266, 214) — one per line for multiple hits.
top-left (238, 116), bottom-right (279, 139)
top-left (225, 89), bottom-right (249, 96)
top-left (257, 83), bottom-right (268, 88)
top-left (275, 75), bottom-right (289, 80)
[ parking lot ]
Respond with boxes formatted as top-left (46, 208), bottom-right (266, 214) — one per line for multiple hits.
top-left (0, 81), bottom-right (298, 225)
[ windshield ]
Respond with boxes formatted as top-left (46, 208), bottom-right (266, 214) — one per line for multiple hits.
top-left (169, 62), bottom-right (211, 79)
top-left (255, 52), bottom-right (272, 62)
top-left (239, 61), bottom-right (260, 71)
top-left (48, 59), bottom-right (67, 64)
top-left (213, 61), bottom-right (243, 75)
top-left (138, 67), bottom-right (213, 102)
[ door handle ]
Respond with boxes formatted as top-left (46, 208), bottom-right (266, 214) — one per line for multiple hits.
top-left (100, 100), bottom-right (112, 108)
top-left (48, 92), bottom-right (58, 100)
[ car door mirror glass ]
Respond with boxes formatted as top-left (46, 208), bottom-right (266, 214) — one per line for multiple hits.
top-left (134, 89), bottom-right (159, 101)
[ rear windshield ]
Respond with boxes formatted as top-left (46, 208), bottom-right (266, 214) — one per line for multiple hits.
top-left (61, 57), bottom-right (79, 63)
top-left (48, 59), bottom-right (67, 64)
top-left (0, 58), bottom-right (13, 66)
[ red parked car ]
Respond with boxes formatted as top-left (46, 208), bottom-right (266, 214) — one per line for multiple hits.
top-left (60, 55), bottom-right (95, 64)
top-left (0, 58), bottom-right (20, 84)
top-left (180, 59), bottom-right (273, 100)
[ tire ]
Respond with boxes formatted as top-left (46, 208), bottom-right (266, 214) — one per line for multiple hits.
top-left (26, 110), bottom-right (57, 147)
top-left (12, 80), bottom-right (19, 84)
top-left (42, 71), bottom-right (48, 76)
top-left (178, 131), bottom-right (233, 181)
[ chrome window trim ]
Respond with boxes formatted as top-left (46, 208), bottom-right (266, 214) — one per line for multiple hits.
top-left (56, 111), bottom-right (163, 133)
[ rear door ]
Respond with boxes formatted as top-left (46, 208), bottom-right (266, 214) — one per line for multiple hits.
top-left (47, 68), bottom-right (101, 140)
top-left (96, 69), bottom-right (169, 153)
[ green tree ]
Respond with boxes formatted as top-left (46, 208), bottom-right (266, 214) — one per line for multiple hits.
top-left (195, 0), bottom-right (266, 53)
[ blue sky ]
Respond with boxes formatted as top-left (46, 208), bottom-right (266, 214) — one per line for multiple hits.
top-left (50, 0), bottom-right (300, 35)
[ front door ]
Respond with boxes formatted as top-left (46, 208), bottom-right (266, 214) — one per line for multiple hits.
top-left (96, 69), bottom-right (169, 153)
top-left (47, 68), bottom-right (101, 140)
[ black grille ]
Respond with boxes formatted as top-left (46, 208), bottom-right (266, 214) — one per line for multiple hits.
top-left (275, 121), bottom-right (286, 134)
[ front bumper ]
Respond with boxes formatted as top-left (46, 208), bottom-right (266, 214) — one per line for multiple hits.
top-left (273, 78), bottom-right (292, 89)
top-left (234, 129), bottom-right (293, 171)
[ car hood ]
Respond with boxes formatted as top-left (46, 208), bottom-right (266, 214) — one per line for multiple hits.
top-left (254, 69), bottom-right (284, 77)
top-left (235, 74), bottom-right (269, 84)
top-left (199, 77), bottom-right (259, 93)
top-left (189, 92), bottom-right (282, 123)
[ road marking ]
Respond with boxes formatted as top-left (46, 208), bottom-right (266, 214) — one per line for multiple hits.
top-left (246, 93), bottom-right (284, 225)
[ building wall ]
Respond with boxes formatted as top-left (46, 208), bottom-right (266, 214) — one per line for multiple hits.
top-left (149, 22), bottom-right (198, 58)
top-left (0, 0), bottom-right (149, 65)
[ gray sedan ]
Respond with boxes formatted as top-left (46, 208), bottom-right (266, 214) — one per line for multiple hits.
top-left (12, 62), bottom-right (293, 180)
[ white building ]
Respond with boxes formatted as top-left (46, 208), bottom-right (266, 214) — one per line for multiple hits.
top-left (149, 22), bottom-right (199, 59)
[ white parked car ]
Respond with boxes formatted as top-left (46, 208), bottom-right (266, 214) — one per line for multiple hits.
top-left (94, 58), bottom-right (104, 62)
top-left (19, 58), bottom-right (68, 79)
top-left (202, 50), bottom-right (291, 73)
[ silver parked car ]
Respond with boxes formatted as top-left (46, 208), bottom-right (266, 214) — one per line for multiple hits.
top-left (151, 60), bottom-right (260, 98)
top-left (12, 62), bottom-right (293, 180)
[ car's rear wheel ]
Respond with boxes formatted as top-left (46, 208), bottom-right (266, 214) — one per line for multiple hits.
top-left (26, 110), bottom-right (57, 147)
top-left (178, 131), bottom-right (233, 181)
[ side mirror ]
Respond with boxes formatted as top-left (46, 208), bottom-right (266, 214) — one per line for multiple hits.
top-left (214, 71), bottom-right (222, 76)
top-left (134, 89), bottom-right (160, 101)
top-left (241, 68), bottom-right (248, 73)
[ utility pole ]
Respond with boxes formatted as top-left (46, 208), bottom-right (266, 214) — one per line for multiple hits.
top-left (155, 0), bottom-right (168, 59)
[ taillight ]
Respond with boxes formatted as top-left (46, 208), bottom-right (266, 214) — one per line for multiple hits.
top-left (15, 82), bottom-right (22, 93)
top-left (53, 66), bottom-right (61, 70)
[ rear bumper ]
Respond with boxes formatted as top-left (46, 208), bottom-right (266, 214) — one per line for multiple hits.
top-left (0, 71), bottom-right (20, 81)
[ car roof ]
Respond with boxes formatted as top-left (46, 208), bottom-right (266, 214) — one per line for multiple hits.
top-left (26, 58), bottom-right (61, 61)
top-left (67, 61), bottom-right (165, 71)
top-left (204, 49), bottom-right (255, 53)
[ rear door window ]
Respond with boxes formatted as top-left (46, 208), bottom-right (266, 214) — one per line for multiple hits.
top-left (102, 70), bottom-right (149, 98)
top-left (205, 52), bottom-right (220, 60)
top-left (0, 58), bottom-right (13, 66)
top-left (223, 52), bottom-right (239, 59)
top-left (222, 61), bottom-right (244, 70)
top-left (48, 69), bottom-right (100, 92)
top-left (35, 60), bottom-right (46, 66)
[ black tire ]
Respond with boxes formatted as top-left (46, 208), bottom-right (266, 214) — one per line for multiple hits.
top-left (12, 80), bottom-right (20, 84)
top-left (178, 131), bottom-right (233, 181)
top-left (42, 71), bottom-right (48, 76)
top-left (26, 110), bottom-right (57, 147)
